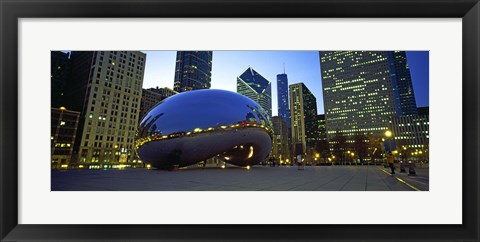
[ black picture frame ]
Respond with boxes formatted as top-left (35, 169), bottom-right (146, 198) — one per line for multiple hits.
top-left (1, 0), bottom-right (479, 241)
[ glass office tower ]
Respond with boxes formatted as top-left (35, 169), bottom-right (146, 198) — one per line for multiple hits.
top-left (277, 73), bottom-right (291, 127)
top-left (237, 67), bottom-right (272, 118)
top-left (173, 51), bottom-right (213, 93)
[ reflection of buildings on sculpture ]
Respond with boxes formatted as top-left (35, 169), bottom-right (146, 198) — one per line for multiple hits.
top-left (136, 89), bottom-right (273, 169)
top-left (237, 67), bottom-right (272, 118)
top-left (272, 116), bottom-right (290, 163)
top-left (66, 51), bottom-right (146, 166)
top-left (139, 87), bottom-right (178, 121)
top-left (51, 107), bottom-right (80, 169)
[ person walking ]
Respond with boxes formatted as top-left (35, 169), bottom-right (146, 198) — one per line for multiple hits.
top-left (386, 151), bottom-right (395, 174)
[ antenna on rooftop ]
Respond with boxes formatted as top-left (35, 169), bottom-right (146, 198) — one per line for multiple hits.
top-left (283, 63), bottom-right (286, 74)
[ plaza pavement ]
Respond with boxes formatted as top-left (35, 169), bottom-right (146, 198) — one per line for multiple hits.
top-left (51, 165), bottom-right (429, 191)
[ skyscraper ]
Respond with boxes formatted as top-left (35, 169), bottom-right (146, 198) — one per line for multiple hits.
top-left (51, 51), bottom-right (72, 108)
top-left (289, 83), bottom-right (318, 155)
top-left (317, 114), bottom-right (327, 141)
top-left (388, 51), bottom-right (418, 116)
top-left (173, 51), bottom-right (213, 93)
top-left (68, 51), bottom-right (146, 166)
top-left (277, 72), bottom-right (290, 127)
top-left (272, 116), bottom-right (290, 163)
top-left (237, 67), bottom-right (272, 117)
top-left (320, 51), bottom-right (417, 140)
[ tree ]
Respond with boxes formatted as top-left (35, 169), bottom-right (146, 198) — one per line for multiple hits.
top-left (368, 135), bottom-right (383, 164)
top-left (396, 140), bottom-right (411, 163)
top-left (353, 133), bottom-right (369, 164)
top-left (332, 132), bottom-right (347, 164)
top-left (314, 139), bottom-right (330, 163)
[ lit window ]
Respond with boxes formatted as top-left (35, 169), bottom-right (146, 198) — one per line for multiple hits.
top-left (60, 121), bottom-right (66, 126)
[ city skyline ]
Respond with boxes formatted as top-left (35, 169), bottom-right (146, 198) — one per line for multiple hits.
top-left (142, 51), bottom-right (429, 115)
top-left (51, 50), bottom-right (430, 191)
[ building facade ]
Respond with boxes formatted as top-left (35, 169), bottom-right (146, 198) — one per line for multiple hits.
top-left (51, 107), bottom-right (80, 168)
top-left (272, 116), bottom-right (290, 163)
top-left (237, 67), bottom-right (272, 118)
top-left (173, 51), bottom-right (213, 93)
top-left (391, 107), bottom-right (429, 150)
top-left (417, 106), bottom-right (429, 116)
top-left (51, 51), bottom-right (72, 108)
top-left (289, 83), bottom-right (318, 155)
top-left (277, 73), bottom-right (291, 127)
top-left (139, 87), bottom-right (178, 120)
top-left (388, 51), bottom-right (418, 116)
top-left (317, 114), bottom-right (327, 141)
top-left (68, 51), bottom-right (146, 166)
top-left (320, 51), bottom-right (417, 140)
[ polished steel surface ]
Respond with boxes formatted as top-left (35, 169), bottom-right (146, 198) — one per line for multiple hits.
top-left (136, 89), bottom-right (273, 169)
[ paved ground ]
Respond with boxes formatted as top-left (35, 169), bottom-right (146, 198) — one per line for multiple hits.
top-left (51, 165), bottom-right (429, 191)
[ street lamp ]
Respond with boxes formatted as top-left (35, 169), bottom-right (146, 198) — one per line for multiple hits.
top-left (385, 130), bottom-right (393, 138)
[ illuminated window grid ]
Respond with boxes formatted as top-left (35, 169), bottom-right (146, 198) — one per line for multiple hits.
top-left (320, 51), bottom-right (398, 140)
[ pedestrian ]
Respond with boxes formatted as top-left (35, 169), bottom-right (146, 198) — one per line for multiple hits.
top-left (297, 154), bottom-right (304, 170)
top-left (386, 151), bottom-right (395, 174)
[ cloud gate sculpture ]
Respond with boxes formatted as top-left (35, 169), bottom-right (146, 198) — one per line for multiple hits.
top-left (135, 89), bottom-right (273, 169)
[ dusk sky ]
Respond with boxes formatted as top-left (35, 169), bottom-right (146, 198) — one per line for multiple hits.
top-left (142, 51), bottom-right (429, 116)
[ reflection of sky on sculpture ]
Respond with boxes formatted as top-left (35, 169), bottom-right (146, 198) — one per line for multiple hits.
top-left (142, 51), bottom-right (429, 116)
top-left (138, 90), bottom-right (271, 137)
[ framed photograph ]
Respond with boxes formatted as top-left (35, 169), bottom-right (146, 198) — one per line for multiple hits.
top-left (1, 0), bottom-right (478, 241)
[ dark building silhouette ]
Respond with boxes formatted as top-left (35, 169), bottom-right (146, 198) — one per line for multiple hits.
top-left (174, 51), bottom-right (213, 93)
top-left (51, 51), bottom-right (72, 108)
top-left (317, 114), bottom-right (326, 141)
top-left (417, 106), bottom-right (429, 116)
top-left (388, 51), bottom-right (418, 116)
top-left (289, 83), bottom-right (318, 155)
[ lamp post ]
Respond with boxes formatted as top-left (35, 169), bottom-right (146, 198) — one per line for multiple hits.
top-left (385, 130), bottom-right (392, 138)
top-left (383, 130), bottom-right (396, 153)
